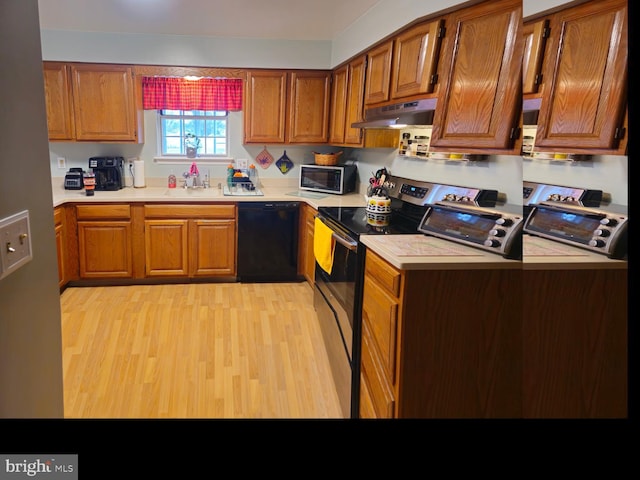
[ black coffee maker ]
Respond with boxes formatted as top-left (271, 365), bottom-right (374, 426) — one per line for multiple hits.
top-left (89, 156), bottom-right (125, 191)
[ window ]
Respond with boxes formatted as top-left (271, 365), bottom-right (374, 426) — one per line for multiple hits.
top-left (158, 109), bottom-right (228, 157)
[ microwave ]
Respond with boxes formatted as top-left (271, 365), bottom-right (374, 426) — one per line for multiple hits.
top-left (299, 164), bottom-right (357, 195)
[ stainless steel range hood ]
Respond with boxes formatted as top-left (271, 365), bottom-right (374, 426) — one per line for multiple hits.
top-left (351, 98), bottom-right (436, 129)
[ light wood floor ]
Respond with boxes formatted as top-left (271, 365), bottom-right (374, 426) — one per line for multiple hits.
top-left (59, 282), bottom-right (344, 419)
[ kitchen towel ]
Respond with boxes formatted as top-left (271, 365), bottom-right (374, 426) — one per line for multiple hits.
top-left (133, 159), bottom-right (146, 188)
top-left (314, 217), bottom-right (335, 274)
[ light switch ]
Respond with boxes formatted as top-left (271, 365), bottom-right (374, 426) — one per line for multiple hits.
top-left (0, 210), bottom-right (33, 280)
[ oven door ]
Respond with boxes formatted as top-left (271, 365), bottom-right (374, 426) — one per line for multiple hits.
top-left (313, 214), bottom-right (364, 418)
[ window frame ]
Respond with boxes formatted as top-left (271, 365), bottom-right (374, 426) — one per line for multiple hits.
top-left (153, 109), bottom-right (234, 165)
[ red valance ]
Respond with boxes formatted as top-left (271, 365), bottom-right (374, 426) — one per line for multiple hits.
top-left (142, 76), bottom-right (243, 111)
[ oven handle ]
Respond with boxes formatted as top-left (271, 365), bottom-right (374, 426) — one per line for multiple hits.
top-left (316, 215), bottom-right (358, 252)
top-left (332, 232), bottom-right (358, 252)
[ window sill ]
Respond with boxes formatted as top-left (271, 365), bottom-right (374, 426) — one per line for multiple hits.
top-left (153, 156), bottom-right (234, 165)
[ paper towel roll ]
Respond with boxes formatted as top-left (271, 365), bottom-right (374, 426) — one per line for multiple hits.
top-left (133, 159), bottom-right (146, 188)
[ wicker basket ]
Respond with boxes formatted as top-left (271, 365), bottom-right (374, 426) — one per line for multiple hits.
top-left (313, 151), bottom-right (342, 165)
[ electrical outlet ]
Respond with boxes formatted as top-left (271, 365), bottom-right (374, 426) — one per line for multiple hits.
top-left (57, 157), bottom-right (66, 169)
top-left (236, 158), bottom-right (248, 170)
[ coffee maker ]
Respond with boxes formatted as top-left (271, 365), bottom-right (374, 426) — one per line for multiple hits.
top-left (89, 156), bottom-right (125, 191)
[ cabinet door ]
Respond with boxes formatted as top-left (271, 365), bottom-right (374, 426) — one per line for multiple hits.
top-left (288, 71), bottom-right (330, 143)
top-left (77, 221), bottom-right (133, 278)
top-left (190, 219), bottom-right (236, 276)
top-left (430, 0), bottom-right (523, 152)
top-left (390, 19), bottom-right (443, 99)
top-left (297, 204), bottom-right (317, 285)
top-left (344, 56), bottom-right (367, 145)
top-left (43, 62), bottom-right (75, 140)
top-left (523, 19), bottom-right (548, 96)
top-left (364, 41), bottom-right (393, 105)
top-left (328, 65), bottom-right (349, 144)
top-left (71, 64), bottom-right (138, 141)
top-left (244, 70), bottom-right (287, 143)
top-left (144, 219), bottom-right (189, 277)
top-left (534, 0), bottom-right (627, 152)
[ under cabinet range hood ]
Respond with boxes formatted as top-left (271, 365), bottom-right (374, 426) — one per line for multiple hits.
top-left (351, 98), bottom-right (436, 129)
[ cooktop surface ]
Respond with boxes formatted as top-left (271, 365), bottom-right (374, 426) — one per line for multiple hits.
top-left (318, 205), bottom-right (422, 237)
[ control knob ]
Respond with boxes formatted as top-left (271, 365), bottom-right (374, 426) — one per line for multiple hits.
top-left (495, 218), bottom-right (513, 227)
top-left (589, 239), bottom-right (606, 248)
top-left (489, 228), bottom-right (506, 237)
top-left (484, 239), bottom-right (501, 248)
top-left (593, 229), bottom-right (610, 237)
top-left (600, 217), bottom-right (618, 227)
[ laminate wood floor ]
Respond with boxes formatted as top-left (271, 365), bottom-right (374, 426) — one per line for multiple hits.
top-left (59, 282), bottom-right (344, 419)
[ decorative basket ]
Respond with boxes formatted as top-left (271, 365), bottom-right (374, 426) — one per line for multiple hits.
top-left (313, 151), bottom-right (342, 166)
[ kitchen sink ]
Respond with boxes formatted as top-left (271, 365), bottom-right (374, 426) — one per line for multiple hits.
top-left (163, 188), bottom-right (221, 198)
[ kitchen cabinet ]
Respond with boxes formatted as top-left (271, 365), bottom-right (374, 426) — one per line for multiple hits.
top-left (389, 19), bottom-right (443, 100)
top-left (244, 69), bottom-right (330, 144)
top-left (363, 19), bottom-right (442, 106)
top-left (429, 0), bottom-right (523, 153)
top-left (522, 19), bottom-right (548, 97)
top-left (143, 204), bottom-right (236, 278)
top-left (76, 204), bottom-right (133, 279)
top-left (359, 249), bottom-right (522, 418)
top-left (329, 55), bottom-right (399, 148)
top-left (54, 207), bottom-right (69, 288)
top-left (43, 62), bottom-right (143, 143)
top-left (363, 41), bottom-right (393, 106)
top-left (527, 0), bottom-right (628, 154)
top-left (297, 203), bottom-right (317, 285)
top-left (523, 267), bottom-right (627, 418)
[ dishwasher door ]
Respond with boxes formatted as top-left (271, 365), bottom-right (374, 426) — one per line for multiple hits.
top-left (237, 202), bottom-right (301, 282)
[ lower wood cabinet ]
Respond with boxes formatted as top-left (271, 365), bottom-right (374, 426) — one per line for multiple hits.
top-left (522, 267), bottom-right (627, 418)
top-left (297, 203), bottom-right (317, 285)
top-left (360, 249), bottom-right (522, 418)
top-left (143, 204), bottom-right (236, 278)
top-left (54, 207), bottom-right (67, 287)
top-left (76, 204), bottom-right (133, 279)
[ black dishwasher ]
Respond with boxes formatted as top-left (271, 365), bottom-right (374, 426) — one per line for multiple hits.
top-left (237, 202), bottom-right (301, 282)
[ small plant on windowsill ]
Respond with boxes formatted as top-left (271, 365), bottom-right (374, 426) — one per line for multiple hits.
top-left (185, 133), bottom-right (201, 158)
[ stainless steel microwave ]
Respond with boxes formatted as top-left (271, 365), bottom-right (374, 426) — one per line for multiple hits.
top-left (299, 164), bottom-right (357, 195)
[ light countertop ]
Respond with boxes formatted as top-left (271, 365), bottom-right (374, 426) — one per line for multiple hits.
top-left (522, 235), bottom-right (628, 270)
top-left (52, 178), bottom-right (367, 210)
top-left (360, 234), bottom-right (521, 270)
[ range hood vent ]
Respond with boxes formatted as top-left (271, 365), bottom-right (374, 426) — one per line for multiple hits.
top-left (352, 98), bottom-right (436, 129)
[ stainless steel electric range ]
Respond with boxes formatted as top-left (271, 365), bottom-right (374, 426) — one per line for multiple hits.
top-left (314, 175), bottom-right (523, 418)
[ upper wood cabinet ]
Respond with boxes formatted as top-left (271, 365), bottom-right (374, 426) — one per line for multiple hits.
top-left (390, 19), bottom-right (443, 100)
top-left (363, 19), bottom-right (442, 106)
top-left (43, 63), bottom-right (75, 140)
top-left (364, 41), bottom-right (393, 105)
top-left (531, 0), bottom-right (628, 154)
top-left (244, 69), bottom-right (330, 144)
top-left (329, 55), bottom-right (399, 148)
top-left (430, 0), bottom-right (523, 153)
top-left (43, 62), bottom-right (142, 143)
top-left (522, 19), bottom-right (549, 97)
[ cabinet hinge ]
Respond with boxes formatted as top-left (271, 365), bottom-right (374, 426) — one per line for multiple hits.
top-left (430, 73), bottom-right (438, 85)
top-left (510, 126), bottom-right (521, 140)
top-left (614, 127), bottom-right (626, 140)
top-left (534, 73), bottom-right (543, 85)
top-left (437, 26), bottom-right (446, 38)
top-left (542, 20), bottom-right (551, 38)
